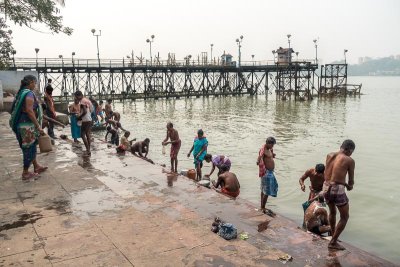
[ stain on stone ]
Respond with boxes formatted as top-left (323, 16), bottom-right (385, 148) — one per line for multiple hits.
top-left (220, 245), bottom-right (238, 251)
top-left (194, 254), bottom-right (236, 267)
top-left (258, 220), bottom-right (271, 232)
top-left (45, 199), bottom-right (71, 214)
top-left (0, 233), bottom-right (11, 240)
top-left (0, 212), bottom-right (43, 232)
top-left (17, 191), bottom-right (37, 202)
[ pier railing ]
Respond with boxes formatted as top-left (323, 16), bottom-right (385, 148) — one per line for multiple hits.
top-left (9, 58), bottom-right (317, 70)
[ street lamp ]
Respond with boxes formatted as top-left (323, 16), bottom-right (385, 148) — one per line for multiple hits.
top-left (12, 50), bottom-right (16, 67)
top-left (287, 34), bottom-right (292, 63)
top-left (91, 28), bottom-right (102, 68)
top-left (210, 44), bottom-right (214, 64)
top-left (251, 54), bottom-right (255, 65)
top-left (35, 48), bottom-right (39, 67)
top-left (344, 49), bottom-right (348, 64)
top-left (313, 39), bottom-right (318, 64)
top-left (236, 35), bottom-right (244, 68)
top-left (59, 54), bottom-right (64, 68)
top-left (272, 50), bottom-right (276, 63)
top-left (146, 35), bottom-right (155, 65)
top-left (295, 52), bottom-right (299, 61)
top-left (72, 52), bottom-right (75, 67)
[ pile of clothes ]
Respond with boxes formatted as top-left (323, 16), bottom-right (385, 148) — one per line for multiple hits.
top-left (211, 217), bottom-right (237, 240)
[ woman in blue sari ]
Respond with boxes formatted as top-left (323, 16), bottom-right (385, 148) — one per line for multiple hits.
top-left (9, 75), bottom-right (47, 180)
top-left (187, 129), bottom-right (208, 181)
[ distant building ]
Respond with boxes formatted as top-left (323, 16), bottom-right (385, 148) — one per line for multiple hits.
top-left (276, 47), bottom-right (294, 64)
top-left (221, 52), bottom-right (234, 66)
top-left (358, 56), bottom-right (372, 64)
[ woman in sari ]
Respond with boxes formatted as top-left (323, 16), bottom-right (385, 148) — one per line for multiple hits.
top-left (68, 98), bottom-right (81, 143)
top-left (9, 75), bottom-right (47, 180)
top-left (187, 129), bottom-right (208, 181)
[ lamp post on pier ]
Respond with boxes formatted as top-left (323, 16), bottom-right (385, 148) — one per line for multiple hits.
top-left (287, 34), bottom-right (292, 63)
top-left (59, 55), bottom-right (64, 68)
top-left (296, 51), bottom-right (299, 61)
top-left (251, 54), bottom-right (255, 65)
top-left (210, 44), bottom-right (214, 64)
top-left (272, 50), bottom-right (276, 64)
top-left (12, 50), bottom-right (16, 68)
top-left (146, 35), bottom-right (155, 65)
top-left (313, 39), bottom-right (318, 64)
top-left (91, 29), bottom-right (102, 68)
top-left (344, 49), bottom-right (348, 64)
top-left (236, 35), bottom-right (243, 68)
top-left (72, 52), bottom-right (75, 67)
top-left (35, 48), bottom-right (39, 67)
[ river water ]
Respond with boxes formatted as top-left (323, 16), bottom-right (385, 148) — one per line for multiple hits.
top-left (108, 76), bottom-right (400, 263)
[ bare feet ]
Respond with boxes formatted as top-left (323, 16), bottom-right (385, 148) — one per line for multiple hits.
top-left (34, 166), bottom-right (48, 174)
top-left (328, 242), bottom-right (346, 250)
top-left (22, 172), bottom-right (39, 180)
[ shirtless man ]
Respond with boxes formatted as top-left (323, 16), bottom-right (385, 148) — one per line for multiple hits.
top-left (299, 164), bottom-right (325, 201)
top-left (112, 111), bottom-right (121, 122)
top-left (212, 165), bottom-right (240, 198)
top-left (304, 196), bottom-right (331, 235)
top-left (162, 122), bottom-right (181, 173)
top-left (257, 137), bottom-right (277, 216)
top-left (324, 139), bottom-right (355, 250)
top-left (131, 138), bottom-right (150, 158)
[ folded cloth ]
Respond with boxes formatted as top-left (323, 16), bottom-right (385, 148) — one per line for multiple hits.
top-left (218, 223), bottom-right (237, 240)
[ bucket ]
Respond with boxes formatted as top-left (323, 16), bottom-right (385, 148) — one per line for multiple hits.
top-left (180, 169), bottom-right (188, 176)
top-left (187, 169), bottom-right (196, 180)
top-left (38, 134), bottom-right (53, 153)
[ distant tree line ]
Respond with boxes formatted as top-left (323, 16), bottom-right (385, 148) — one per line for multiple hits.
top-left (330, 57), bottom-right (400, 76)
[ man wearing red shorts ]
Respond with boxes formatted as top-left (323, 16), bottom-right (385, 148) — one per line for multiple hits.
top-left (162, 122), bottom-right (181, 173)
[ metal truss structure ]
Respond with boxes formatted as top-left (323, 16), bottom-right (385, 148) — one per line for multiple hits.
top-left (10, 58), bottom-right (319, 102)
top-left (319, 64), bottom-right (350, 95)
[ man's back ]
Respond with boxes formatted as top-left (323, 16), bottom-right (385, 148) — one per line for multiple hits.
top-left (220, 172), bottom-right (240, 192)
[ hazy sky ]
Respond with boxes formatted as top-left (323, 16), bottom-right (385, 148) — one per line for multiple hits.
top-left (7, 0), bottom-right (400, 64)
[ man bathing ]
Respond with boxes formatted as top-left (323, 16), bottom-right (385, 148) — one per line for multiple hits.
top-left (324, 139), bottom-right (356, 250)
top-left (131, 138), bottom-right (150, 158)
top-left (257, 137), bottom-right (278, 217)
top-left (162, 122), bottom-right (181, 173)
top-left (212, 165), bottom-right (240, 198)
top-left (299, 163), bottom-right (325, 201)
top-left (304, 196), bottom-right (331, 236)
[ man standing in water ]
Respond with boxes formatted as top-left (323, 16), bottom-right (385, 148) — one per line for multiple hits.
top-left (162, 122), bottom-right (181, 173)
top-left (324, 139), bottom-right (355, 250)
top-left (299, 163), bottom-right (325, 201)
top-left (257, 137), bottom-right (277, 217)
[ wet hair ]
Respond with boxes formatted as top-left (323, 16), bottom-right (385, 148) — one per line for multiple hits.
top-left (220, 165), bottom-right (229, 173)
top-left (99, 100), bottom-right (103, 104)
top-left (19, 75), bottom-right (37, 90)
top-left (341, 139), bottom-right (355, 151)
top-left (167, 122), bottom-right (173, 128)
top-left (266, 137), bottom-right (276, 145)
top-left (74, 90), bottom-right (83, 97)
top-left (124, 131), bottom-right (130, 137)
top-left (204, 154), bottom-right (212, 161)
top-left (107, 99), bottom-right (112, 103)
top-left (144, 138), bottom-right (150, 143)
top-left (197, 129), bottom-right (204, 136)
top-left (315, 164), bottom-right (325, 174)
top-left (47, 79), bottom-right (52, 83)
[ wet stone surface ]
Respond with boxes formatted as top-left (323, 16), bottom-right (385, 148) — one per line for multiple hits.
top-left (0, 112), bottom-right (397, 266)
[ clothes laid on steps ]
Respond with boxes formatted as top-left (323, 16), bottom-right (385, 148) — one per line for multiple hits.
top-left (217, 223), bottom-right (237, 240)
